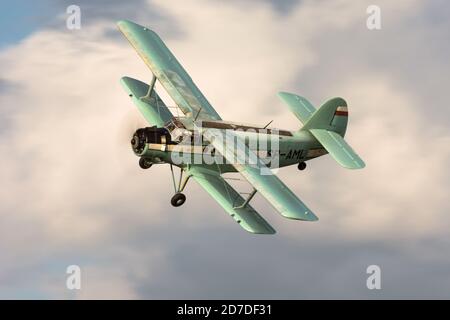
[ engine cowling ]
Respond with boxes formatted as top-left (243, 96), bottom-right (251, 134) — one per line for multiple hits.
top-left (131, 126), bottom-right (172, 154)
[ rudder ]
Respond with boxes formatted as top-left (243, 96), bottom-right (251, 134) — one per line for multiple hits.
top-left (302, 97), bottom-right (348, 136)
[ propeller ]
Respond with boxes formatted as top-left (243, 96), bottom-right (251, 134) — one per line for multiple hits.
top-left (117, 109), bottom-right (147, 147)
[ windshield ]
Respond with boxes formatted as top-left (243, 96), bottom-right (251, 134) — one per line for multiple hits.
top-left (164, 118), bottom-right (191, 143)
top-left (164, 118), bottom-right (185, 131)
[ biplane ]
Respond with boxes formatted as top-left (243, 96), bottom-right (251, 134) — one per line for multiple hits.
top-left (117, 20), bottom-right (365, 234)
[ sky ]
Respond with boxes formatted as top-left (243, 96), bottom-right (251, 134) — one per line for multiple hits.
top-left (0, 0), bottom-right (449, 299)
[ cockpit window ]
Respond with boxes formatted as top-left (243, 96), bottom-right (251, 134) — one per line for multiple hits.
top-left (164, 118), bottom-right (186, 132)
top-left (164, 118), bottom-right (190, 143)
top-left (165, 122), bottom-right (175, 132)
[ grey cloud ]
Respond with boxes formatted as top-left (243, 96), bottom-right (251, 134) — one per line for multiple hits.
top-left (228, 0), bottom-right (302, 14)
top-left (0, 78), bottom-right (18, 93)
top-left (70, 223), bottom-right (450, 299)
top-left (288, 0), bottom-right (450, 128)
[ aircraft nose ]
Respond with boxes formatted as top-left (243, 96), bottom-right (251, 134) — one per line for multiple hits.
top-left (131, 134), bottom-right (138, 146)
top-left (131, 132), bottom-right (144, 153)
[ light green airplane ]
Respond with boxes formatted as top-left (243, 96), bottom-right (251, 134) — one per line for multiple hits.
top-left (117, 20), bottom-right (365, 234)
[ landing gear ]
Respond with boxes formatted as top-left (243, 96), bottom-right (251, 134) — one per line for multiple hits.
top-left (169, 164), bottom-right (191, 207)
top-left (171, 193), bottom-right (186, 207)
top-left (298, 161), bottom-right (307, 171)
top-left (139, 158), bottom-right (153, 169)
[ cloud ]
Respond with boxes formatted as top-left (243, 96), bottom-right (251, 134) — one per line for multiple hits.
top-left (0, 0), bottom-right (449, 298)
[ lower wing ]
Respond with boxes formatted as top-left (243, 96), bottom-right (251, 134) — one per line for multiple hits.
top-left (187, 166), bottom-right (276, 234)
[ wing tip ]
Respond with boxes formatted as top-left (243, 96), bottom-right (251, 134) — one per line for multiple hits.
top-left (282, 211), bottom-right (319, 222)
top-left (247, 227), bottom-right (277, 235)
top-left (233, 215), bottom-right (277, 235)
top-left (303, 213), bottom-right (319, 222)
top-left (117, 19), bottom-right (157, 35)
top-left (117, 19), bottom-right (133, 30)
top-left (277, 91), bottom-right (297, 100)
top-left (340, 159), bottom-right (366, 169)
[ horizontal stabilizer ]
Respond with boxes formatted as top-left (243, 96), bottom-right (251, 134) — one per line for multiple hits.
top-left (278, 92), bottom-right (315, 124)
top-left (310, 129), bottom-right (365, 169)
top-left (120, 76), bottom-right (173, 127)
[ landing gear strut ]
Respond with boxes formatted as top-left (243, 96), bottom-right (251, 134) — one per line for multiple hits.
top-left (170, 164), bottom-right (190, 207)
top-left (298, 162), bottom-right (307, 171)
top-left (139, 157), bottom-right (153, 169)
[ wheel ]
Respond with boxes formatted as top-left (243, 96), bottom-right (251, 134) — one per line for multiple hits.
top-left (298, 162), bottom-right (307, 171)
top-left (139, 158), bottom-right (153, 169)
top-left (171, 193), bottom-right (186, 207)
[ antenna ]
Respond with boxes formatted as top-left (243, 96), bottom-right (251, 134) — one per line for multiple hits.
top-left (263, 120), bottom-right (273, 129)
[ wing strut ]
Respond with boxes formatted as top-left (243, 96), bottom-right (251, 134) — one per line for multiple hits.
top-left (141, 74), bottom-right (157, 100)
top-left (233, 188), bottom-right (257, 209)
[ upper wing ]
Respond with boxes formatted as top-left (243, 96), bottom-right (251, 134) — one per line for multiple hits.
top-left (198, 126), bottom-right (318, 221)
top-left (278, 92), bottom-right (315, 124)
top-left (187, 165), bottom-right (275, 234)
top-left (117, 20), bottom-right (221, 121)
top-left (310, 129), bottom-right (365, 169)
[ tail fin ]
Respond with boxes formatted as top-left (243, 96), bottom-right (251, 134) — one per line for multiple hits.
top-left (279, 92), bottom-right (364, 169)
top-left (277, 92), bottom-right (348, 136)
top-left (302, 97), bottom-right (348, 136)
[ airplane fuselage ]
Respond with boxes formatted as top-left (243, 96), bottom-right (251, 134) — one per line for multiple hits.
top-left (131, 120), bottom-right (327, 173)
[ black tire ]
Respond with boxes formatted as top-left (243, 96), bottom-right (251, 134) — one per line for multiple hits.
top-left (298, 162), bottom-right (307, 171)
top-left (171, 193), bottom-right (186, 207)
top-left (139, 158), bottom-right (153, 169)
